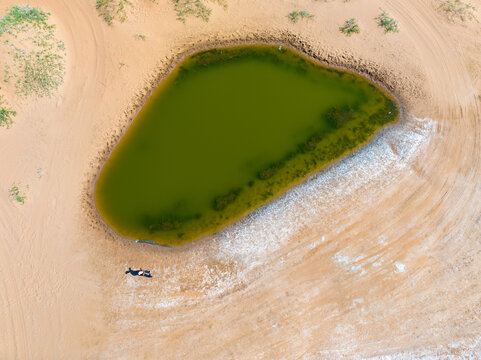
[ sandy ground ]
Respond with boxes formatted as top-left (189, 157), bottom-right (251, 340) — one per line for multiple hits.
top-left (1, 0), bottom-right (481, 358)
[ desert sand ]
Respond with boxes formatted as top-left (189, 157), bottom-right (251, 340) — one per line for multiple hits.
top-left (1, 0), bottom-right (481, 358)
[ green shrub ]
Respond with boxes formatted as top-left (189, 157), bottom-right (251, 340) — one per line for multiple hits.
top-left (339, 18), bottom-right (360, 35)
top-left (288, 10), bottom-right (314, 23)
top-left (439, 0), bottom-right (477, 22)
top-left (96, 0), bottom-right (132, 25)
top-left (9, 183), bottom-right (27, 204)
top-left (134, 33), bottom-right (147, 40)
top-left (173, 0), bottom-right (211, 22)
top-left (0, 5), bottom-right (50, 35)
top-left (376, 9), bottom-right (399, 33)
top-left (0, 5), bottom-right (65, 97)
top-left (0, 95), bottom-right (16, 128)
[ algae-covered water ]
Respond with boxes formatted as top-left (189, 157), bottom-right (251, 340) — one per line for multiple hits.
top-left (95, 45), bottom-right (398, 245)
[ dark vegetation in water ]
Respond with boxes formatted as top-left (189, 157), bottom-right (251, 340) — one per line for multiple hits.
top-left (146, 212), bottom-right (202, 234)
top-left (213, 188), bottom-right (241, 211)
top-left (95, 45), bottom-right (399, 245)
top-left (325, 106), bottom-right (354, 129)
top-left (148, 216), bottom-right (182, 232)
top-left (258, 162), bottom-right (284, 180)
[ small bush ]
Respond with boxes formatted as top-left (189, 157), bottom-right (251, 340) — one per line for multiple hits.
top-left (376, 9), bottom-right (399, 33)
top-left (439, 0), bottom-right (477, 22)
top-left (96, 0), bottom-right (132, 25)
top-left (134, 33), bottom-right (147, 40)
top-left (0, 95), bottom-right (16, 128)
top-left (173, 0), bottom-right (212, 22)
top-left (339, 18), bottom-right (360, 36)
top-left (288, 10), bottom-right (314, 23)
top-left (9, 183), bottom-right (27, 204)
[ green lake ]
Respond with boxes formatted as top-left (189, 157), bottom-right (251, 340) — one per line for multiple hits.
top-left (95, 45), bottom-right (398, 245)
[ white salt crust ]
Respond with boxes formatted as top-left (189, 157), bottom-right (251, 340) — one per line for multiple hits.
top-left (115, 117), bottom-right (435, 312)
top-left (361, 335), bottom-right (481, 359)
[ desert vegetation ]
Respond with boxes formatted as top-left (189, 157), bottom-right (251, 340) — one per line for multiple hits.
top-left (96, 0), bottom-right (132, 25)
top-left (288, 10), bottom-right (315, 23)
top-left (9, 183), bottom-right (28, 205)
top-left (37, 168), bottom-right (46, 178)
top-left (376, 9), bottom-right (399, 33)
top-left (0, 5), bottom-right (66, 97)
top-left (0, 94), bottom-right (16, 129)
top-left (173, 0), bottom-right (211, 22)
top-left (95, 0), bottom-right (227, 24)
top-left (340, 18), bottom-right (360, 35)
top-left (439, 0), bottom-right (477, 22)
top-left (134, 33), bottom-right (147, 40)
top-left (173, 0), bottom-right (227, 23)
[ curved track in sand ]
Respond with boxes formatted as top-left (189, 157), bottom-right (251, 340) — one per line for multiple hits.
top-left (1, 0), bottom-right (480, 358)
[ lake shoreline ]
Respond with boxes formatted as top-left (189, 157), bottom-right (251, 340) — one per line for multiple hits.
top-left (84, 32), bottom-right (407, 247)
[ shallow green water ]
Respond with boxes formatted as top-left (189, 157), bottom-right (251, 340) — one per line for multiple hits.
top-left (95, 45), bottom-right (398, 245)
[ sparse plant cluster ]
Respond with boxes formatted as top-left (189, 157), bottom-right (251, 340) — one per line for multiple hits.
top-left (211, 0), bottom-right (228, 10)
top-left (339, 18), bottom-right (360, 35)
top-left (0, 5), bottom-right (66, 97)
top-left (172, 0), bottom-right (227, 22)
top-left (37, 168), bottom-right (45, 178)
top-left (288, 10), bottom-right (315, 23)
top-left (134, 33), bottom-right (147, 40)
top-left (0, 94), bottom-right (16, 129)
top-left (286, 6), bottom-right (401, 37)
top-left (376, 9), bottom-right (399, 33)
top-left (172, 0), bottom-right (212, 22)
top-left (439, 0), bottom-right (477, 22)
top-left (96, 0), bottom-right (132, 25)
top-left (9, 183), bottom-right (28, 204)
top-left (94, 0), bottom-right (227, 24)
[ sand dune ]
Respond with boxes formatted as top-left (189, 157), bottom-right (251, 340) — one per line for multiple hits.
top-left (1, 0), bottom-right (481, 358)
